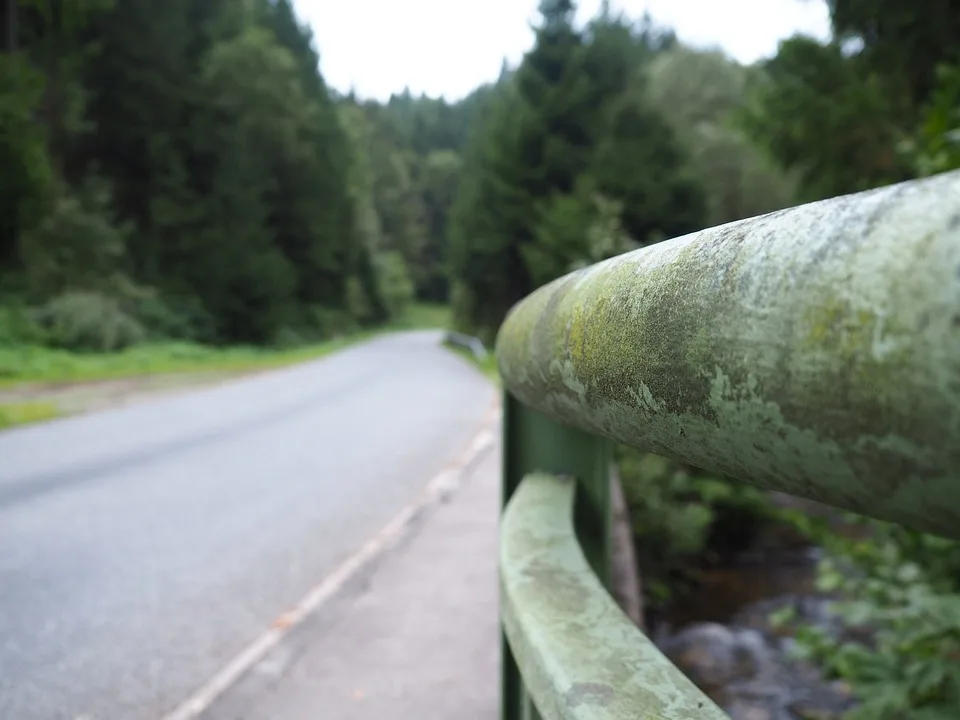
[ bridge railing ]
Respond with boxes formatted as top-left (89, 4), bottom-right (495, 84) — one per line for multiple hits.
top-left (495, 170), bottom-right (960, 720)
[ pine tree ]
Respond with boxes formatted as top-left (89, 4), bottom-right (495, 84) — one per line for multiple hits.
top-left (449, 0), bottom-right (706, 341)
top-left (259, 0), bottom-right (359, 317)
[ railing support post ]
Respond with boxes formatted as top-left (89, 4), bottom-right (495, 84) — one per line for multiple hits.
top-left (500, 390), bottom-right (611, 720)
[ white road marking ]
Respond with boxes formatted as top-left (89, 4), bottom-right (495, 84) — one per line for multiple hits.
top-left (159, 400), bottom-right (501, 720)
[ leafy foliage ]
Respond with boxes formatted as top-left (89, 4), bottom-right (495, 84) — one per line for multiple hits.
top-left (645, 46), bottom-right (796, 225)
top-left (449, 3), bottom-right (705, 343)
top-left (903, 64), bottom-right (960, 176)
top-left (775, 513), bottom-right (960, 720)
top-left (32, 290), bottom-right (145, 352)
top-left (0, 53), bottom-right (53, 270)
top-left (618, 450), bottom-right (774, 607)
top-left (19, 177), bottom-right (133, 300)
top-left (2, 0), bottom-right (480, 351)
top-left (741, 5), bottom-right (960, 717)
top-left (738, 36), bottom-right (912, 201)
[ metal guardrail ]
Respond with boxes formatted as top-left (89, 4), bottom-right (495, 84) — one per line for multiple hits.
top-left (443, 331), bottom-right (489, 361)
top-left (495, 169), bottom-right (960, 720)
top-left (500, 472), bottom-right (728, 720)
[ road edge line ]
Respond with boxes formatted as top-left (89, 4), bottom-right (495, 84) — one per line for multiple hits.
top-left (159, 397), bottom-right (501, 720)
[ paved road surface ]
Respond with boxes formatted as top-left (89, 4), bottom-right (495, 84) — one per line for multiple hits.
top-left (0, 331), bottom-right (496, 720)
top-left (205, 429), bottom-right (501, 720)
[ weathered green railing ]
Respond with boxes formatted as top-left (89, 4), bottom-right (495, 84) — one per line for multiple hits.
top-left (496, 169), bottom-right (960, 720)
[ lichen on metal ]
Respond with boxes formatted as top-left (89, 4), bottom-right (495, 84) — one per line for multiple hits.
top-left (495, 170), bottom-right (960, 537)
top-left (500, 472), bottom-right (729, 720)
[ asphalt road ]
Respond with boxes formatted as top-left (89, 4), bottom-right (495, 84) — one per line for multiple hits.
top-left (0, 330), bottom-right (496, 720)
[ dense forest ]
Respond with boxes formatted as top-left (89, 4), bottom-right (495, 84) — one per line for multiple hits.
top-left (3, 0), bottom-right (956, 351)
top-left (2, 0), bottom-right (960, 716)
top-left (0, 0), bottom-right (494, 349)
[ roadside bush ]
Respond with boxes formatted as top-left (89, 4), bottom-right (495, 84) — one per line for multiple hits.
top-left (19, 178), bottom-right (134, 301)
top-left (900, 63), bottom-right (960, 177)
top-left (271, 326), bottom-right (305, 349)
top-left (269, 305), bottom-right (359, 348)
top-left (32, 291), bottom-right (145, 352)
top-left (375, 251), bottom-right (415, 321)
top-left (618, 448), bottom-right (774, 607)
top-left (132, 293), bottom-right (217, 344)
top-left (0, 306), bottom-right (44, 347)
top-left (309, 306), bottom-right (358, 339)
top-left (345, 275), bottom-right (373, 325)
top-left (781, 514), bottom-right (960, 720)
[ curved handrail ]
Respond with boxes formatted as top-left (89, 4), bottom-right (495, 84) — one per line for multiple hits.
top-left (500, 471), bottom-right (729, 720)
top-left (496, 171), bottom-right (960, 538)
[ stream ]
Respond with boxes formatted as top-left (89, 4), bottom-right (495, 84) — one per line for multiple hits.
top-left (649, 495), bottom-right (861, 720)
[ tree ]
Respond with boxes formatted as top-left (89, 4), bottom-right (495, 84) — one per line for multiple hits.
top-left (449, 0), bottom-right (705, 341)
top-left (738, 36), bottom-right (912, 201)
top-left (77, 0), bottom-right (199, 282)
top-left (448, 85), bottom-right (526, 340)
top-left (418, 149), bottom-right (462, 301)
top-left (449, 0), bottom-right (597, 340)
top-left (0, 52), bottom-right (51, 275)
top-left (346, 100), bottom-right (428, 301)
top-left (740, 0), bottom-right (959, 203)
top-left (338, 101), bottom-right (414, 323)
top-left (191, 26), bottom-right (303, 342)
top-left (591, 87), bottom-right (706, 243)
top-left (259, 0), bottom-right (359, 317)
top-left (646, 46), bottom-right (797, 226)
top-left (827, 0), bottom-right (960, 113)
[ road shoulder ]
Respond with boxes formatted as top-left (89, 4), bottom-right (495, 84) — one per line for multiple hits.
top-left (202, 429), bottom-right (502, 720)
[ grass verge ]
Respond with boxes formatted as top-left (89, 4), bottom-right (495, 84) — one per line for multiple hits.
top-left (0, 303), bottom-right (451, 430)
top-left (0, 302), bottom-right (451, 389)
top-left (444, 342), bottom-right (499, 384)
top-left (0, 401), bottom-right (61, 430)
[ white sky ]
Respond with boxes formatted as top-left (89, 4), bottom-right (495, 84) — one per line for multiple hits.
top-left (294, 0), bottom-right (832, 102)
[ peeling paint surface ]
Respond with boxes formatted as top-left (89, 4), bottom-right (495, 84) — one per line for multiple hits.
top-left (500, 473), bottom-right (729, 719)
top-left (496, 171), bottom-right (960, 538)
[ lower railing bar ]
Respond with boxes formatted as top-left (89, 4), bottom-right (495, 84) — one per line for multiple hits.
top-left (500, 471), bottom-right (729, 720)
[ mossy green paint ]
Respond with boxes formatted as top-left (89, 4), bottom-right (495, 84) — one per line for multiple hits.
top-left (496, 171), bottom-right (960, 537)
top-left (501, 472), bottom-right (728, 720)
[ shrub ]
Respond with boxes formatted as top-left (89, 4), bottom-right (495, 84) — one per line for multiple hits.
top-left (900, 63), bottom-right (960, 177)
top-left (345, 275), bottom-right (374, 326)
top-left (0, 306), bottom-right (44, 347)
top-left (32, 291), bottom-right (145, 352)
top-left (309, 306), bottom-right (358, 339)
top-left (132, 293), bottom-right (217, 344)
top-left (618, 448), bottom-right (774, 606)
top-left (782, 514), bottom-right (960, 719)
top-left (375, 251), bottom-right (415, 321)
top-left (19, 178), bottom-right (134, 301)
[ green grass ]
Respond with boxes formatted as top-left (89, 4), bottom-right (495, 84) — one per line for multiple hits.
top-left (475, 353), bottom-right (499, 382)
top-left (0, 302), bottom-right (452, 389)
top-left (0, 401), bottom-right (61, 429)
top-left (445, 343), bottom-right (500, 384)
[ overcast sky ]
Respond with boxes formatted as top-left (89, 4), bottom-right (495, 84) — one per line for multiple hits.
top-left (293, 0), bottom-right (832, 101)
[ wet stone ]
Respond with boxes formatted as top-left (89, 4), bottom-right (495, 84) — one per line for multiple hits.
top-left (649, 498), bottom-right (868, 720)
top-left (787, 681), bottom-right (857, 720)
top-left (656, 611), bottom-right (860, 720)
top-left (659, 623), bottom-right (763, 691)
top-left (725, 704), bottom-right (775, 720)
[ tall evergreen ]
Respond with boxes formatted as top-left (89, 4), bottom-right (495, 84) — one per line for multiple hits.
top-left (449, 0), bottom-right (706, 341)
top-left (739, 0), bottom-right (960, 201)
top-left (10, 0), bottom-right (950, 355)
